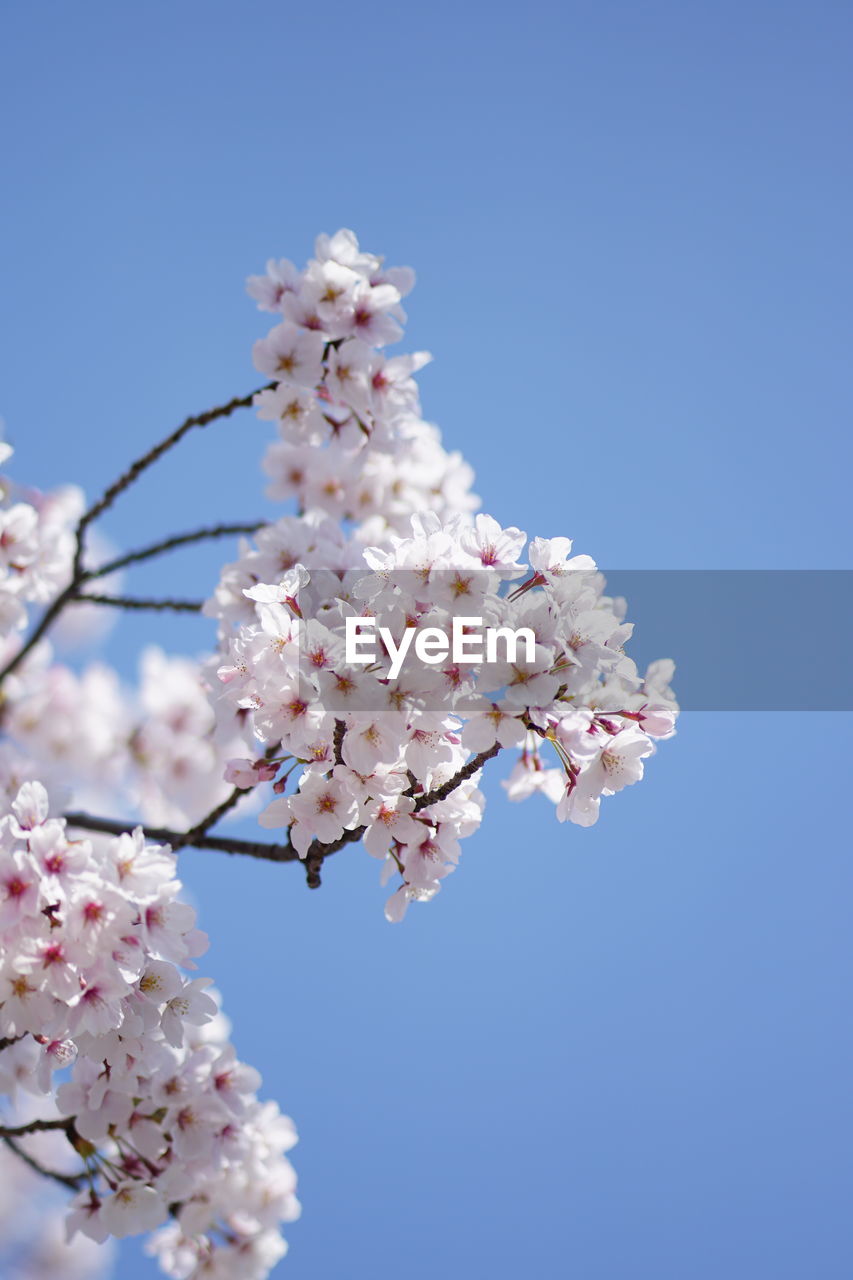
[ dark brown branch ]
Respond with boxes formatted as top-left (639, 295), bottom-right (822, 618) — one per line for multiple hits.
top-left (71, 385), bottom-right (274, 579)
top-left (0, 1035), bottom-right (23, 1052)
top-left (0, 1115), bottom-right (86, 1191)
top-left (0, 1117), bottom-right (75, 1138)
top-left (87, 522), bottom-right (266, 580)
top-left (168, 789), bottom-right (250, 854)
top-left (303, 825), bottom-right (365, 889)
top-left (63, 745), bottom-right (503, 889)
top-left (302, 746), bottom-right (502, 884)
top-left (413, 743), bottom-right (502, 811)
top-left (64, 812), bottom-right (301, 863)
top-left (0, 387), bottom-right (271, 688)
top-left (167, 741), bottom-right (282, 854)
top-left (300, 746), bottom-right (501, 884)
top-left (1, 1135), bottom-right (85, 1191)
top-left (71, 593), bottom-right (204, 613)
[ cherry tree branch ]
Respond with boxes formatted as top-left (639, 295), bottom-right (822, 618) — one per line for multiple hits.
top-left (0, 1115), bottom-right (87, 1192)
top-left (63, 812), bottom-right (362, 888)
top-left (412, 742), bottom-right (501, 810)
top-left (333, 719), bottom-right (346, 765)
top-left (64, 812), bottom-right (301, 863)
top-left (0, 1116), bottom-right (76, 1138)
top-left (0, 387), bottom-right (270, 688)
top-left (63, 744), bottom-right (503, 889)
top-left (70, 384), bottom-right (274, 579)
top-left (69, 593), bottom-right (205, 613)
top-left (1, 1134), bottom-right (86, 1191)
top-left (168, 741), bottom-right (283, 853)
top-left (87, 521), bottom-right (266, 579)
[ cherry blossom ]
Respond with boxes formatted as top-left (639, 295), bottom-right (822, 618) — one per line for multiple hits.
top-left (0, 228), bottom-right (677, 1276)
top-left (0, 780), bottom-right (299, 1277)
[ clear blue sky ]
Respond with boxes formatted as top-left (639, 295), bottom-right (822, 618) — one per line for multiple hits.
top-left (1, 3), bottom-right (852, 1277)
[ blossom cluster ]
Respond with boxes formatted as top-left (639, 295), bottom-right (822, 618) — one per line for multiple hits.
top-left (0, 781), bottom-right (299, 1277)
top-left (0, 228), bottom-right (677, 1274)
top-left (2, 642), bottom-right (255, 831)
top-left (248, 228), bottom-right (477, 535)
top-left (209, 515), bottom-right (677, 920)
top-left (205, 229), bottom-right (678, 920)
top-left (0, 451), bottom-right (255, 838)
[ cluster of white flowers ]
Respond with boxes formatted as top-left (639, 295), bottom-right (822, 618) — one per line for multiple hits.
top-left (0, 781), bottom-right (299, 1277)
top-left (209, 517), bottom-right (677, 920)
top-left (3, 644), bottom-right (254, 830)
top-left (0, 229), bottom-right (677, 1274)
top-left (206, 231), bottom-right (679, 920)
top-left (0, 450), bottom-right (253, 838)
top-left (248, 229), bottom-right (477, 535)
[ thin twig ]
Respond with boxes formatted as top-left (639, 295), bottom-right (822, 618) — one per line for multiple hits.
top-left (70, 593), bottom-right (204, 613)
top-left (1, 1135), bottom-right (85, 1192)
top-left (71, 385), bottom-right (274, 579)
top-left (0, 1117), bottom-right (75, 1138)
top-left (87, 522), bottom-right (266, 580)
top-left (63, 745), bottom-right (503, 887)
top-left (168, 741), bottom-right (282, 853)
top-left (64, 812), bottom-right (301, 863)
top-left (0, 387), bottom-right (270, 688)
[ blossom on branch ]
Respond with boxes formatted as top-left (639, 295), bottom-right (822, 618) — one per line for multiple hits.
top-left (0, 228), bottom-right (677, 1276)
top-left (0, 780), bottom-right (299, 1276)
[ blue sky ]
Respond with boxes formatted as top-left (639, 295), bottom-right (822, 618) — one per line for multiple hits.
top-left (1, 3), bottom-right (852, 1277)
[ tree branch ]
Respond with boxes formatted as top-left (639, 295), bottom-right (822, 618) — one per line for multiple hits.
top-left (87, 521), bottom-right (266, 580)
top-left (0, 1117), bottom-right (75, 1138)
top-left (64, 812), bottom-right (301, 864)
top-left (0, 387), bottom-right (271, 688)
top-left (0, 1115), bottom-right (86, 1192)
top-left (167, 741), bottom-right (282, 853)
top-left (413, 743), bottom-right (501, 811)
top-left (1, 1134), bottom-right (86, 1191)
top-left (71, 384), bottom-right (274, 579)
top-left (70, 593), bottom-right (204, 612)
top-left (63, 745), bottom-right (503, 888)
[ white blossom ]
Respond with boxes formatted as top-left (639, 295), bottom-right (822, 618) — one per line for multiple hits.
top-left (0, 228), bottom-right (677, 1277)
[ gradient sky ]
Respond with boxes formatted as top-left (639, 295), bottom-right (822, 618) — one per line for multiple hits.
top-left (1, 3), bottom-right (852, 1277)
